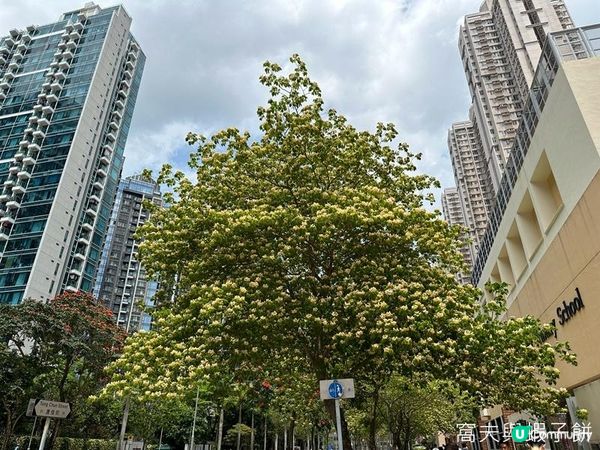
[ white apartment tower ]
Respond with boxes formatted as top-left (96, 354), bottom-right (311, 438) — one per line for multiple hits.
top-left (447, 107), bottom-right (494, 250)
top-left (0, 4), bottom-right (144, 304)
top-left (445, 0), bottom-right (574, 276)
top-left (442, 187), bottom-right (475, 284)
top-left (457, 0), bottom-right (573, 192)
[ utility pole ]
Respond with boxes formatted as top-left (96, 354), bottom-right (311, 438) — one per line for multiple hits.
top-left (117, 398), bottom-right (130, 450)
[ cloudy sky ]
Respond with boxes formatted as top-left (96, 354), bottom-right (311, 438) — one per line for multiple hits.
top-left (1, 0), bottom-right (599, 201)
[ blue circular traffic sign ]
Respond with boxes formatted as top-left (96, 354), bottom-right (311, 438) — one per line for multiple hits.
top-left (328, 380), bottom-right (343, 399)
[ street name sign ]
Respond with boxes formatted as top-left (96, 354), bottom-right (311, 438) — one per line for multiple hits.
top-left (34, 400), bottom-right (71, 419)
top-left (319, 378), bottom-right (355, 400)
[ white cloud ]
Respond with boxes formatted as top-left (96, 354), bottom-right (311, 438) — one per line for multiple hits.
top-left (0, 0), bottom-right (598, 194)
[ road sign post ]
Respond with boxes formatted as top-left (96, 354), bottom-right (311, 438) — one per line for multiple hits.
top-left (38, 417), bottom-right (51, 450)
top-left (33, 400), bottom-right (72, 450)
top-left (319, 379), bottom-right (355, 450)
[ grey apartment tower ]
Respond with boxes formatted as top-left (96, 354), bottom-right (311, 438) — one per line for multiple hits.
top-left (0, 3), bottom-right (144, 304)
top-left (94, 175), bottom-right (162, 332)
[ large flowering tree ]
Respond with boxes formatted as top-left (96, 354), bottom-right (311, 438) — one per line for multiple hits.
top-left (105, 55), bottom-right (574, 450)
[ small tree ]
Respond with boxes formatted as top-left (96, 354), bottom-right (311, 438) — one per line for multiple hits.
top-left (0, 292), bottom-right (125, 450)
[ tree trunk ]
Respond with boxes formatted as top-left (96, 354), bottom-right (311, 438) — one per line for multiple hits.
top-left (391, 433), bottom-right (401, 450)
top-left (367, 389), bottom-right (380, 450)
top-left (237, 404), bottom-right (242, 450)
top-left (324, 400), bottom-right (352, 450)
top-left (1, 412), bottom-right (13, 450)
top-left (251, 412), bottom-right (255, 450)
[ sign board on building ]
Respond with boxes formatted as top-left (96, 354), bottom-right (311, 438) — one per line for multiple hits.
top-left (34, 400), bottom-right (71, 419)
top-left (319, 379), bottom-right (355, 400)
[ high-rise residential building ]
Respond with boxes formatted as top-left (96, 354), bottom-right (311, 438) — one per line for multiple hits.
top-left (445, 0), bottom-right (573, 276)
top-left (94, 175), bottom-right (162, 332)
top-left (448, 107), bottom-right (494, 250)
top-left (441, 187), bottom-right (474, 284)
top-left (0, 3), bottom-right (145, 304)
top-left (458, 0), bottom-right (573, 192)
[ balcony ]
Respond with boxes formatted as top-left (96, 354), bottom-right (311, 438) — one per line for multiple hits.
top-left (0, 56), bottom-right (5, 65)
top-left (62, 50), bottom-right (74, 60)
top-left (109, 121), bottom-right (119, 130)
top-left (69, 268), bottom-right (82, 278)
top-left (32, 130), bottom-right (45, 139)
top-left (50, 81), bottom-right (62, 91)
top-left (0, 81), bottom-right (9, 90)
top-left (58, 41), bottom-right (67, 50)
top-left (118, 89), bottom-right (127, 97)
top-left (82, 222), bottom-right (93, 232)
top-left (28, 116), bottom-right (38, 125)
top-left (14, 151), bottom-right (25, 160)
top-left (125, 61), bottom-right (134, 71)
top-left (49, 61), bottom-right (59, 69)
top-left (97, 168), bottom-right (107, 178)
top-left (65, 286), bottom-right (78, 293)
top-left (106, 132), bottom-right (116, 142)
top-left (8, 166), bottom-right (19, 175)
top-left (130, 42), bottom-right (139, 51)
top-left (8, 61), bottom-right (19, 71)
top-left (26, 25), bottom-right (36, 33)
top-left (28, 143), bottom-right (40, 153)
top-left (22, 156), bottom-right (36, 166)
top-left (121, 79), bottom-right (130, 89)
top-left (37, 92), bottom-right (47, 101)
top-left (78, 235), bottom-right (90, 246)
top-left (77, 12), bottom-right (86, 21)
top-left (37, 117), bottom-right (50, 127)
top-left (41, 105), bottom-right (54, 115)
top-left (65, 23), bottom-right (74, 32)
top-left (100, 155), bottom-right (110, 165)
top-left (66, 40), bottom-right (76, 50)
top-left (58, 60), bottom-right (70, 70)
top-left (4, 37), bottom-right (15, 47)
top-left (17, 170), bottom-right (31, 180)
top-left (16, 42), bottom-right (26, 52)
top-left (85, 208), bottom-right (97, 218)
top-left (12, 185), bottom-right (25, 195)
top-left (24, 126), bottom-right (35, 134)
top-left (6, 200), bottom-right (20, 209)
top-left (33, 104), bottom-right (42, 112)
top-left (0, 92), bottom-right (5, 101)
top-left (0, 216), bottom-right (15, 226)
top-left (73, 22), bottom-right (84, 31)
top-left (12, 52), bottom-right (22, 62)
top-left (0, 232), bottom-right (8, 240)
top-left (3, 72), bottom-right (14, 81)
top-left (89, 194), bottom-right (101, 204)
top-left (69, 31), bottom-right (81, 40)
top-left (46, 93), bottom-right (58, 103)
top-left (74, 251), bottom-right (86, 261)
top-left (0, 194), bottom-right (9, 202)
top-left (53, 71), bottom-right (66, 81)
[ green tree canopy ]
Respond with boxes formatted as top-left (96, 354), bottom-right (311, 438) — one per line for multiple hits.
top-left (105, 55), bottom-right (574, 450)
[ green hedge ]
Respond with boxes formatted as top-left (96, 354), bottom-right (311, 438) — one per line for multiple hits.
top-left (13, 435), bottom-right (117, 450)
